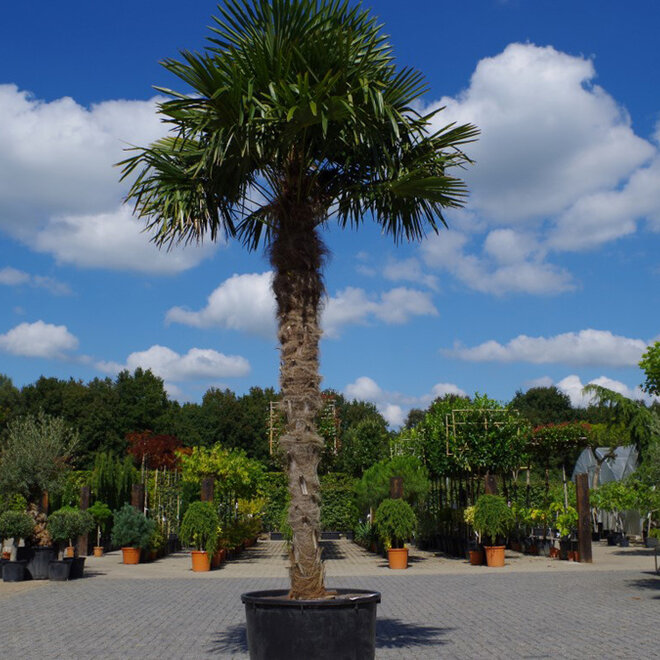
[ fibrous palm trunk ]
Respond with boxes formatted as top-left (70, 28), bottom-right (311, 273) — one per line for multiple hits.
top-left (270, 203), bottom-right (327, 600)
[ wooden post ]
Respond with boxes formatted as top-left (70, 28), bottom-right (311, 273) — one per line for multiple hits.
top-left (201, 477), bottom-right (215, 502)
top-left (78, 486), bottom-right (90, 556)
top-left (390, 477), bottom-right (403, 499)
top-left (484, 474), bottom-right (498, 495)
top-left (40, 490), bottom-right (49, 515)
top-left (575, 472), bottom-right (592, 563)
top-left (131, 484), bottom-right (145, 512)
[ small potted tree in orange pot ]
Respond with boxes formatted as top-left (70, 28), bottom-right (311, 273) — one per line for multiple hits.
top-left (375, 498), bottom-right (417, 569)
top-left (473, 494), bottom-right (515, 567)
top-left (88, 501), bottom-right (112, 557)
top-left (179, 501), bottom-right (219, 572)
top-left (111, 504), bottom-right (155, 564)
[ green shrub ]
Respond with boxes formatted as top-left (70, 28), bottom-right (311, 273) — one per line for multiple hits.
top-left (356, 455), bottom-right (429, 509)
top-left (111, 504), bottom-right (155, 549)
top-left (0, 510), bottom-right (35, 543)
top-left (47, 507), bottom-right (94, 548)
top-left (473, 494), bottom-right (515, 545)
top-left (375, 498), bottom-right (417, 549)
top-left (320, 473), bottom-right (359, 531)
top-left (88, 501), bottom-right (113, 546)
top-left (179, 501), bottom-right (219, 556)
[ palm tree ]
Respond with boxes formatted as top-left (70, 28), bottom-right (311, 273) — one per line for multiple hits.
top-left (120, 0), bottom-right (478, 599)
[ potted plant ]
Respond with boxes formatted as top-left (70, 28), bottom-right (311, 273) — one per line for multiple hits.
top-left (121, 0), bottom-right (476, 656)
top-left (463, 505), bottom-right (484, 565)
top-left (111, 504), bottom-right (155, 564)
top-left (88, 501), bottom-right (113, 557)
top-left (47, 507), bottom-right (94, 579)
top-left (473, 495), bottom-right (515, 567)
top-left (179, 501), bottom-right (220, 572)
top-left (25, 503), bottom-right (55, 580)
top-left (0, 511), bottom-right (35, 582)
top-left (374, 498), bottom-right (417, 569)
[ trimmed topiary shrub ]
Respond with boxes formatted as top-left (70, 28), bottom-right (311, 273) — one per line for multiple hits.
top-left (375, 498), bottom-right (417, 549)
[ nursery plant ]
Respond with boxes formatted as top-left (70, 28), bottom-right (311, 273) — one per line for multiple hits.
top-left (119, 0), bottom-right (476, 601)
top-left (179, 501), bottom-right (220, 557)
top-left (46, 507), bottom-right (94, 558)
top-left (473, 495), bottom-right (515, 546)
top-left (88, 501), bottom-right (113, 554)
top-left (0, 510), bottom-right (35, 561)
top-left (111, 504), bottom-right (155, 554)
top-left (375, 498), bottom-right (417, 549)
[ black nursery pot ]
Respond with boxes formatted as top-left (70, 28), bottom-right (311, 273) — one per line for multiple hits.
top-left (48, 560), bottom-right (71, 581)
top-left (3, 560), bottom-right (27, 582)
top-left (64, 556), bottom-right (86, 579)
top-left (242, 588), bottom-right (380, 660)
top-left (26, 546), bottom-right (56, 580)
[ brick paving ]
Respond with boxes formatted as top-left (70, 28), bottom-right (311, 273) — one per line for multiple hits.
top-left (1, 539), bottom-right (658, 658)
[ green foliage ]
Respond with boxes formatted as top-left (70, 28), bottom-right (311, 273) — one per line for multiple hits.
top-left (260, 472), bottom-right (288, 531)
top-left (356, 455), bottom-right (429, 509)
top-left (414, 394), bottom-right (529, 477)
top-left (179, 501), bottom-right (220, 556)
top-left (583, 384), bottom-right (659, 456)
top-left (353, 520), bottom-right (378, 548)
top-left (0, 510), bottom-right (34, 542)
top-left (88, 501), bottom-right (113, 546)
top-left (0, 493), bottom-right (28, 513)
top-left (472, 494), bottom-right (515, 545)
top-left (47, 507), bottom-right (94, 546)
top-left (90, 452), bottom-right (136, 511)
top-left (375, 498), bottom-right (417, 549)
top-left (319, 473), bottom-right (359, 531)
top-left (640, 341), bottom-right (660, 396)
top-left (111, 504), bottom-right (155, 549)
top-left (510, 386), bottom-right (574, 427)
top-left (180, 444), bottom-right (264, 498)
top-left (336, 417), bottom-right (390, 477)
top-left (54, 470), bottom-right (92, 509)
top-left (0, 411), bottom-right (79, 502)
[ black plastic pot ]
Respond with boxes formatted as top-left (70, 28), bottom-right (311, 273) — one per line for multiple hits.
top-left (64, 556), bottom-right (86, 579)
top-left (618, 536), bottom-right (630, 548)
top-left (3, 560), bottom-right (27, 582)
top-left (321, 531), bottom-right (341, 540)
top-left (270, 532), bottom-right (284, 541)
top-left (48, 560), bottom-right (71, 581)
top-left (242, 588), bottom-right (380, 660)
top-left (26, 546), bottom-right (56, 580)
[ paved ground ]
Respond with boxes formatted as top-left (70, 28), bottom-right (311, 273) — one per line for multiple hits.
top-left (1, 539), bottom-right (658, 658)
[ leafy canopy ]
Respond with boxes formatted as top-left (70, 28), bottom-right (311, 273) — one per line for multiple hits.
top-left (119, 0), bottom-right (478, 250)
top-left (639, 341), bottom-right (660, 397)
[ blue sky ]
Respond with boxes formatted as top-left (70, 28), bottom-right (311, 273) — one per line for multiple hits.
top-left (1, 0), bottom-right (659, 426)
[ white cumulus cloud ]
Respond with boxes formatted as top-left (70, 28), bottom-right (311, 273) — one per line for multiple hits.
top-left (556, 374), bottom-right (654, 407)
top-left (0, 320), bottom-right (79, 358)
top-left (97, 344), bottom-right (250, 382)
top-left (344, 377), bottom-right (467, 428)
top-left (445, 329), bottom-right (649, 367)
top-left (167, 272), bottom-right (438, 339)
top-left (0, 266), bottom-right (71, 295)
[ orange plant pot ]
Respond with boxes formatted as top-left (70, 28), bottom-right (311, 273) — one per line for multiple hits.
top-left (469, 549), bottom-right (484, 565)
top-left (191, 550), bottom-right (210, 572)
top-left (93, 546), bottom-right (104, 558)
top-left (549, 547), bottom-right (559, 559)
top-left (387, 547), bottom-right (408, 569)
top-left (484, 545), bottom-right (506, 567)
top-left (65, 546), bottom-right (76, 558)
top-left (121, 547), bottom-right (141, 564)
top-left (211, 548), bottom-right (227, 568)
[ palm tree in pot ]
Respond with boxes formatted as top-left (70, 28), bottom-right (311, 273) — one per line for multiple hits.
top-left (374, 498), bottom-right (417, 569)
top-left (119, 0), bottom-right (476, 655)
top-left (473, 495), bottom-right (515, 567)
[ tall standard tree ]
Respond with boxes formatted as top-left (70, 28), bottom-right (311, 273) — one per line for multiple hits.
top-left (120, 0), bottom-right (477, 599)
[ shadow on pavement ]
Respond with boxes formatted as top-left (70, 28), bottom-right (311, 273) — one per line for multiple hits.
top-left (207, 618), bottom-right (451, 654)
top-left (208, 623), bottom-right (248, 654)
top-left (626, 573), bottom-right (660, 599)
top-left (376, 617), bottom-right (451, 649)
top-left (319, 540), bottom-right (346, 560)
